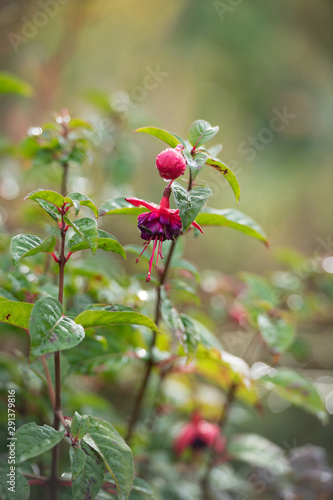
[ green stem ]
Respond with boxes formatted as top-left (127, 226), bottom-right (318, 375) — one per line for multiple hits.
top-left (60, 162), bottom-right (68, 197)
top-left (125, 239), bottom-right (177, 442)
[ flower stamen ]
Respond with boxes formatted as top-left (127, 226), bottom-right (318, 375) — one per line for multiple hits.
top-left (147, 236), bottom-right (158, 282)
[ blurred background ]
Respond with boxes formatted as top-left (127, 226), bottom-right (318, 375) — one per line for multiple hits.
top-left (0, 1), bottom-right (333, 497)
top-left (0, 0), bottom-right (332, 273)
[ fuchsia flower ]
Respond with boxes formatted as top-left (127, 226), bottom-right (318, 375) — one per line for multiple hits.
top-left (156, 145), bottom-right (186, 180)
top-left (125, 187), bottom-right (203, 282)
top-left (174, 411), bottom-right (226, 456)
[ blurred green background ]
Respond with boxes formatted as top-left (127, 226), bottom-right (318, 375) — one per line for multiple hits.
top-left (1, 0), bottom-right (333, 487)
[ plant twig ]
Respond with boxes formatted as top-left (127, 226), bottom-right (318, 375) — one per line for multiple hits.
top-left (125, 239), bottom-right (177, 442)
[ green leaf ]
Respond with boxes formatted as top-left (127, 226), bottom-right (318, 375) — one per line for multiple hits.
top-left (0, 467), bottom-right (30, 500)
top-left (99, 197), bottom-right (146, 216)
top-left (67, 192), bottom-right (98, 217)
top-left (228, 434), bottom-right (290, 475)
top-left (180, 314), bottom-right (223, 353)
top-left (10, 234), bottom-right (57, 265)
top-left (259, 368), bottom-right (327, 421)
top-left (242, 273), bottom-right (279, 308)
top-left (194, 347), bottom-right (259, 407)
top-left (160, 286), bottom-right (185, 338)
top-left (36, 199), bottom-right (61, 222)
top-left (206, 158), bottom-right (240, 203)
top-left (130, 478), bottom-right (155, 499)
top-left (195, 208), bottom-right (269, 246)
top-left (257, 314), bottom-right (295, 354)
top-left (135, 126), bottom-right (181, 148)
top-left (84, 416), bottom-right (134, 500)
top-left (67, 217), bottom-right (98, 254)
top-left (75, 309), bottom-right (159, 332)
top-left (71, 412), bottom-right (90, 440)
top-left (171, 182), bottom-right (212, 233)
top-left (68, 229), bottom-right (126, 259)
top-left (0, 301), bottom-right (33, 329)
top-left (25, 189), bottom-right (65, 209)
top-left (69, 446), bottom-right (86, 481)
top-left (29, 297), bottom-right (85, 361)
top-left (182, 150), bottom-right (208, 180)
top-left (188, 120), bottom-right (219, 149)
top-left (16, 423), bottom-right (65, 463)
top-left (0, 72), bottom-right (33, 97)
top-left (72, 442), bottom-right (104, 500)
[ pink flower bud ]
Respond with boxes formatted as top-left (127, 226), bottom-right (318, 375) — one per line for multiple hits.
top-left (156, 145), bottom-right (186, 180)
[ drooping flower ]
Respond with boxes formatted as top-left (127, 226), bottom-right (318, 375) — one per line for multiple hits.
top-left (125, 187), bottom-right (203, 282)
top-left (156, 145), bottom-right (186, 180)
top-left (174, 411), bottom-right (226, 456)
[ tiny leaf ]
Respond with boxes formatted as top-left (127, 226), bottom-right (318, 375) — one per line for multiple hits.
top-left (71, 412), bottom-right (90, 440)
top-left (188, 120), bottom-right (219, 148)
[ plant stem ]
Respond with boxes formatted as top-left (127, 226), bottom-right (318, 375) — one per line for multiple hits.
top-left (125, 239), bottom-right (177, 442)
top-left (41, 356), bottom-right (55, 409)
top-left (60, 162), bottom-right (68, 197)
top-left (201, 382), bottom-right (238, 499)
top-left (50, 211), bottom-right (67, 500)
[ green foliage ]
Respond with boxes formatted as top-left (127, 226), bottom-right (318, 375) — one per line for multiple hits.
top-left (135, 126), bottom-right (180, 148)
top-left (259, 367), bottom-right (327, 421)
top-left (195, 208), bottom-right (268, 245)
top-left (84, 416), bottom-right (134, 499)
top-left (10, 234), bottom-right (57, 265)
top-left (171, 183), bottom-right (212, 233)
top-left (29, 297), bottom-right (85, 361)
top-left (16, 423), bottom-right (65, 463)
top-left (75, 307), bottom-right (159, 332)
top-left (187, 120), bottom-right (219, 149)
top-left (257, 313), bottom-right (295, 354)
top-left (0, 111), bottom-right (329, 500)
top-left (228, 434), bottom-right (290, 474)
top-left (0, 301), bottom-right (33, 329)
top-left (71, 442), bottom-right (105, 500)
top-left (0, 467), bottom-right (30, 500)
